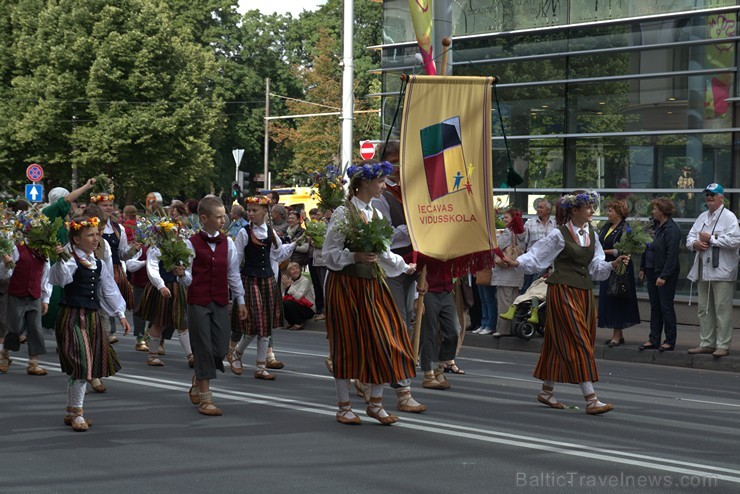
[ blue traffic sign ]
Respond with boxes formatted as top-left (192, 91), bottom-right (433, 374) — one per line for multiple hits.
top-left (25, 183), bottom-right (43, 203)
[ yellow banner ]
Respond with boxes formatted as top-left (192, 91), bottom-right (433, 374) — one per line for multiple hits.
top-left (400, 75), bottom-right (496, 263)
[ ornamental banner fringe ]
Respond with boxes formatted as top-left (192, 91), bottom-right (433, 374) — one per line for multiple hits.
top-left (400, 75), bottom-right (498, 275)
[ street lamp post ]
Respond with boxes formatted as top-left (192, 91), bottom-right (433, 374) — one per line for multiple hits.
top-left (71, 115), bottom-right (78, 189)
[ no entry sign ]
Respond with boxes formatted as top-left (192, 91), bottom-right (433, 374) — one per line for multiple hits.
top-left (359, 141), bottom-right (375, 160)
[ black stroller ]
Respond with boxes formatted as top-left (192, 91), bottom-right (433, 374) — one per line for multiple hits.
top-left (502, 276), bottom-right (547, 341)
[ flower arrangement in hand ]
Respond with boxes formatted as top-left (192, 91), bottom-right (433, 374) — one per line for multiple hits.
top-left (150, 219), bottom-right (191, 271)
top-left (613, 221), bottom-right (652, 274)
top-left (309, 164), bottom-right (347, 211)
top-left (337, 201), bottom-right (393, 256)
top-left (17, 208), bottom-right (70, 262)
top-left (302, 220), bottom-right (327, 249)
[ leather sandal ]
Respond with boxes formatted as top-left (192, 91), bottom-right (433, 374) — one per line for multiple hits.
top-left (266, 357), bottom-right (284, 369)
top-left (66, 407), bottom-right (90, 432)
top-left (254, 368), bottom-right (276, 380)
top-left (26, 362), bottom-right (48, 376)
top-left (585, 394), bottom-right (614, 415)
top-left (90, 378), bottom-right (106, 393)
top-left (226, 351), bottom-right (243, 375)
top-left (444, 361), bottom-right (465, 374)
top-left (135, 340), bottom-right (149, 352)
top-left (64, 407), bottom-right (93, 427)
top-left (188, 375), bottom-right (201, 404)
top-left (336, 401), bottom-right (362, 425)
top-left (197, 391), bottom-right (222, 416)
top-left (187, 353), bottom-right (195, 368)
top-left (366, 397), bottom-right (398, 425)
top-left (147, 353), bottom-right (165, 366)
top-left (537, 392), bottom-right (566, 409)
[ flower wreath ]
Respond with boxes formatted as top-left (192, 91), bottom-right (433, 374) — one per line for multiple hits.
top-left (559, 191), bottom-right (599, 209)
top-left (90, 193), bottom-right (115, 203)
top-left (65, 217), bottom-right (101, 230)
top-left (346, 161), bottom-right (394, 181)
top-left (245, 196), bottom-right (271, 206)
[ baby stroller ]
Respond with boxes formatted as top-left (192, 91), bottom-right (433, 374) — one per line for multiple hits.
top-left (503, 276), bottom-right (547, 341)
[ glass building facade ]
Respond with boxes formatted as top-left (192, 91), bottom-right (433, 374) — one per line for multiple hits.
top-left (377, 0), bottom-right (739, 298)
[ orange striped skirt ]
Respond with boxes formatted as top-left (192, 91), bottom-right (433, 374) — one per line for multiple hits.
top-left (325, 270), bottom-right (415, 384)
top-left (533, 283), bottom-right (599, 384)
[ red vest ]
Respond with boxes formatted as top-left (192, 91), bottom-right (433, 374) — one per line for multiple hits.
top-left (8, 244), bottom-right (45, 299)
top-left (129, 246), bottom-right (148, 288)
top-left (187, 233), bottom-right (229, 307)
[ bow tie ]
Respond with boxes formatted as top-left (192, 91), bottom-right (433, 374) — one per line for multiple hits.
top-left (199, 231), bottom-right (224, 244)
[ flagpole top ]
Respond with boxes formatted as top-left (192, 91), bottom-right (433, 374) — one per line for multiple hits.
top-left (442, 37), bottom-right (452, 47)
top-left (400, 74), bottom-right (408, 81)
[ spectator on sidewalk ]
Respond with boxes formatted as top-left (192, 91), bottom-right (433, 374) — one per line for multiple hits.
top-left (522, 198), bottom-right (555, 292)
top-left (686, 184), bottom-right (740, 357)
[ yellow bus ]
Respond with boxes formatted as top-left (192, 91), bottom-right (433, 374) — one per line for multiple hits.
top-left (258, 187), bottom-right (320, 213)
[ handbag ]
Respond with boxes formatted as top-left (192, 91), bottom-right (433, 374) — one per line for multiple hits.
top-left (607, 270), bottom-right (631, 299)
top-left (475, 268), bottom-right (492, 286)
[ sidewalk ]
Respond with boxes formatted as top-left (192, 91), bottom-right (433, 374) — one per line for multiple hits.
top-left (296, 318), bottom-right (740, 374)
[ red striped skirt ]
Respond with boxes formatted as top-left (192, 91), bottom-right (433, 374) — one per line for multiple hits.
top-left (113, 263), bottom-right (134, 310)
top-left (55, 306), bottom-right (121, 380)
top-left (136, 281), bottom-right (187, 330)
top-left (325, 270), bottom-right (415, 384)
top-left (533, 283), bottom-right (599, 384)
top-left (232, 275), bottom-right (282, 337)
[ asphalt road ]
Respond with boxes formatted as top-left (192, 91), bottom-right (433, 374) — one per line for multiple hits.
top-left (3, 329), bottom-right (740, 493)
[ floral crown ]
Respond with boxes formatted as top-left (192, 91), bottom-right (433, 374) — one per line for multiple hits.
top-left (347, 161), bottom-right (394, 181)
top-left (559, 191), bottom-right (599, 209)
top-left (65, 217), bottom-right (100, 230)
top-left (245, 196), bottom-right (271, 206)
top-left (90, 193), bottom-right (115, 203)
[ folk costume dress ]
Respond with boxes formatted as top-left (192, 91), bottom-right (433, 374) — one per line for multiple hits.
top-left (514, 223), bottom-right (614, 384)
top-left (50, 246), bottom-right (126, 380)
top-left (102, 219), bottom-right (134, 310)
top-left (233, 223), bottom-right (286, 337)
top-left (322, 196), bottom-right (416, 385)
top-left (137, 245), bottom-right (188, 332)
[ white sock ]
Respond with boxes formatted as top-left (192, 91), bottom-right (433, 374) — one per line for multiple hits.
top-left (256, 336), bottom-right (269, 363)
top-left (579, 381), bottom-right (595, 396)
top-left (66, 379), bottom-right (86, 408)
top-left (369, 385), bottom-right (389, 418)
top-left (335, 379), bottom-right (351, 403)
top-left (236, 335), bottom-right (254, 354)
top-left (177, 330), bottom-right (192, 355)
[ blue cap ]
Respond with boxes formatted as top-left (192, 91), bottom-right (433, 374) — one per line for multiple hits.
top-left (704, 183), bottom-right (724, 195)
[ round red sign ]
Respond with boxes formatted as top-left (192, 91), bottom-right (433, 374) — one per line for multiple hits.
top-left (359, 141), bottom-right (375, 160)
top-left (26, 163), bottom-right (44, 182)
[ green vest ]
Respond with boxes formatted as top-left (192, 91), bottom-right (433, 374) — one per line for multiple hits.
top-left (546, 224), bottom-right (595, 290)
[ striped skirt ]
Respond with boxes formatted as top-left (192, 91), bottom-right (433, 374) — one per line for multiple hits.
top-left (325, 270), bottom-right (415, 384)
top-left (533, 283), bottom-right (599, 384)
top-left (55, 306), bottom-right (122, 380)
top-left (113, 263), bottom-right (134, 310)
top-left (136, 281), bottom-right (187, 330)
top-left (232, 275), bottom-right (283, 337)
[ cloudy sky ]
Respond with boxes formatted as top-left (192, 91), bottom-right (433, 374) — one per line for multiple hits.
top-left (237, 0), bottom-right (327, 16)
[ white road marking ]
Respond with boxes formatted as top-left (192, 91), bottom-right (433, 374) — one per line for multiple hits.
top-left (20, 356), bottom-right (740, 484)
top-left (678, 398), bottom-right (740, 408)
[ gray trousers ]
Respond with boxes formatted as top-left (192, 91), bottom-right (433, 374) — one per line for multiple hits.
top-left (132, 285), bottom-right (147, 338)
top-left (420, 291), bottom-right (459, 372)
top-left (188, 302), bottom-right (230, 380)
top-left (6, 295), bottom-right (46, 356)
top-left (386, 271), bottom-right (417, 388)
top-left (697, 280), bottom-right (735, 350)
top-left (0, 279), bottom-right (8, 339)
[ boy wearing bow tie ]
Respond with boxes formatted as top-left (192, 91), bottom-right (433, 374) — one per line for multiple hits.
top-left (181, 195), bottom-right (246, 416)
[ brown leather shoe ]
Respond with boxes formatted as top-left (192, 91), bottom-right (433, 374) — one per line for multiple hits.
top-left (108, 334), bottom-right (118, 344)
top-left (713, 348), bottom-right (729, 357)
top-left (395, 389), bottom-right (427, 413)
top-left (366, 398), bottom-right (398, 425)
top-left (422, 377), bottom-right (448, 390)
top-left (433, 369), bottom-right (451, 389)
top-left (187, 354), bottom-right (194, 368)
top-left (226, 351), bottom-right (243, 375)
top-left (188, 375), bottom-right (200, 404)
top-left (266, 358), bottom-right (284, 369)
top-left (336, 402), bottom-right (362, 425)
top-left (64, 407), bottom-right (93, 427)
top-left (90, 378), bottom-right (106, 393)
top-left (537, 393), bottom-right (566, 409)
top-left (586, 402), bottom-right (615, 415)
top-left (254, 369), bottom-right (276, 380)
top-left (688, 346), bottom-right (716, 354)
top-left (26, 363), bottom-right (48, 376)
top-left (135, 340), bottom-right (149, 352)
top-left (197, 392), bottom-right (222, 416)
top-left (147, 354), bottom-right (165, 366)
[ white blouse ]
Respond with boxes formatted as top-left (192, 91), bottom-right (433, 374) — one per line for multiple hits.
top-left (322, 196), bottom-right (409, 278)
top-left (515, 224), bottom-right (614, 282)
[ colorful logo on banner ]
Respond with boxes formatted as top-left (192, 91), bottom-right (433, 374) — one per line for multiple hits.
top-left (420, 117), bottom-right (471, 200)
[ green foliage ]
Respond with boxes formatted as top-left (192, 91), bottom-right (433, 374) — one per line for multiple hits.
top-left (337, 201), bottom-right (393, 254)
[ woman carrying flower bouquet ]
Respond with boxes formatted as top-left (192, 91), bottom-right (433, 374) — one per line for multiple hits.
top-left (50, 215), bottom-right (130, 431)
top-left (503, 191), bottom-right (629, 415)
top-left (228, 195), bottom-right (295, 380)
top-left (137, 220), bottom-right (192, 368)
top-left (597, 200), bottom-right (640, 347)
top-left (323, 160), bottom-right (417, 425)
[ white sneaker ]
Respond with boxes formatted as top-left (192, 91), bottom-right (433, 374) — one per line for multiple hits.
top-left (478, 328), bottom-right (494, 335)
top-left (472, 326), bottom-right (486, 334)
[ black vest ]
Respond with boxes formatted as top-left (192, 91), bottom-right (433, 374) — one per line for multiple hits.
top-left (241, 225), bottom-right (274, 279)
top-left (61, 258), bottom-right (102, 310)
top-left (102, 221), bottom-right (121, 264)
top-left (382, 190), bottom-right (412, 257)
top-left (159, 262), bottom-right (176, 284)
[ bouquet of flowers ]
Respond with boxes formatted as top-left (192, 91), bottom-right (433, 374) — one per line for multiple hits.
top-left (309, 165), bottom-right (346, 211)
top-left (151, 220), bottom-right (191, 271)
top-left (336, 201), bottom-right (393, 255)
top-left (613, 221), bottom-right (653, 274)
top-left (301, 220), bottom-right (327, 249)
top-left (0, 208), bottom-right (19, 268)
top-left (17, 209), bottom-right (70, 262)
top-left (0, 234), bottom-right (14, 268)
